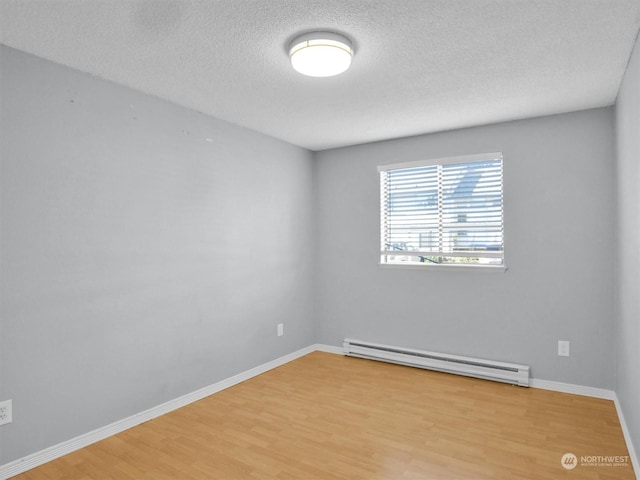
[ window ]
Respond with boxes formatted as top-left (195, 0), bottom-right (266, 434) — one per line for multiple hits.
top-left (379, 152), bottom-right (504, 268)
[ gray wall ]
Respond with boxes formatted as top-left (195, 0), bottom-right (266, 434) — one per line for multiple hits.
top-left (615, 31), bottom-right (640, 458)
top-left (315, 108), bottom-right (616, 389)
top-left (0, 46), bottom-right (315, 464)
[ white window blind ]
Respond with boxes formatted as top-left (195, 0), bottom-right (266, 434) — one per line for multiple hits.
top-left (379, 153), bottom-right (504, 267)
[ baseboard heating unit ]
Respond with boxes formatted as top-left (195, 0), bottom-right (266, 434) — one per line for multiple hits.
top-left (343, 338), bottom-right (530, 387)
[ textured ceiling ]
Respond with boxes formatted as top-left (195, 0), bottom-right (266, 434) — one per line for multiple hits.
top-left (1, 0), bottom-right (639, 151)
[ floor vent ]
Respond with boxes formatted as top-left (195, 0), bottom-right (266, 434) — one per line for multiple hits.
top-left (343, 338), bottom-right (530, 387)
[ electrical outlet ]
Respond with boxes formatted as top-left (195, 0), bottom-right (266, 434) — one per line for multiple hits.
top-left (0, 399), bottom-right (12, 426)
top-left (558, 340), bottom-right (570, 357)
top-left (277, 323), bottom-right (284, 337)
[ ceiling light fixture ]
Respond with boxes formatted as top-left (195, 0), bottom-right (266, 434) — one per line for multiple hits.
top-left (289, 32), bottom-right (354, 77)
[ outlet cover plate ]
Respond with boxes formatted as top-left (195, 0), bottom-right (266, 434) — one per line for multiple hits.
top-left (558, 340), bottom-right (570, 357)
top-left (0, 399), bottom-right (12, 426)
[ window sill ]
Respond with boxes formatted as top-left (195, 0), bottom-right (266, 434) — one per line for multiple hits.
top-left (378, 262), bottom-right (508, 272)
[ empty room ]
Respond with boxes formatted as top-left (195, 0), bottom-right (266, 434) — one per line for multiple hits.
top-left (1, 1), bottom-right (639, 478)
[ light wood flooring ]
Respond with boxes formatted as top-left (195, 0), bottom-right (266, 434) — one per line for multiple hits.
top-left (13, 352), bottom-right (635, 479)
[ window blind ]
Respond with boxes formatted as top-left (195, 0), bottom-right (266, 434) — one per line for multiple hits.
top-left (379, 153), bottom-right (504, 266)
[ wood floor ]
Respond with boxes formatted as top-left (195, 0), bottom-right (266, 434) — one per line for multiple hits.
top-left (13, 352), bottom-right (634, 479)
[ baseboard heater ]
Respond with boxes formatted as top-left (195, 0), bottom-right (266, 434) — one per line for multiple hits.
top-left (343, 338), bottom-right (530, 387)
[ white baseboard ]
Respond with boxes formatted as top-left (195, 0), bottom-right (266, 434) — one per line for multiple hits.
top-left (313, 343), bottom-right (343, 355)
top-left (0, 345), bottom-right (316, 479)
top-left (613, 393), bottom-right (640, 480)
top-left (530, 378), bottom-right (615, 400)
top-left (2, 344), bottom-right (637, 480)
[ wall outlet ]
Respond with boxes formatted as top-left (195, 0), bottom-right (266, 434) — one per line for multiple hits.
top-left (277, 323), bottom-right (284, 337)
top-left (0, 399), bottom-right (12, 426)
top-left (558, 340), bottom-right (570, 357)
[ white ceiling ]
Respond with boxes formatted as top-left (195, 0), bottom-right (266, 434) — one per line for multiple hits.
top-left (1, 1), bottom-right (639, 151)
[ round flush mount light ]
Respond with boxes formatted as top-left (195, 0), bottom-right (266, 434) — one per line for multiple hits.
top-left (289, 32), bottom-right (354, 77)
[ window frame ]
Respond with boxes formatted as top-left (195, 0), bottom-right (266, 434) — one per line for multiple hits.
top-left (378, 152), bottom-right (506, 271)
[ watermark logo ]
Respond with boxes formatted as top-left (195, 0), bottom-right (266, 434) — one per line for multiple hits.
top-left (561, 453), bottom-right (630, 469)
top-left (580, 455), bottom-right (630, 468)
top-left (561, 453), bottom-right (578, 470)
